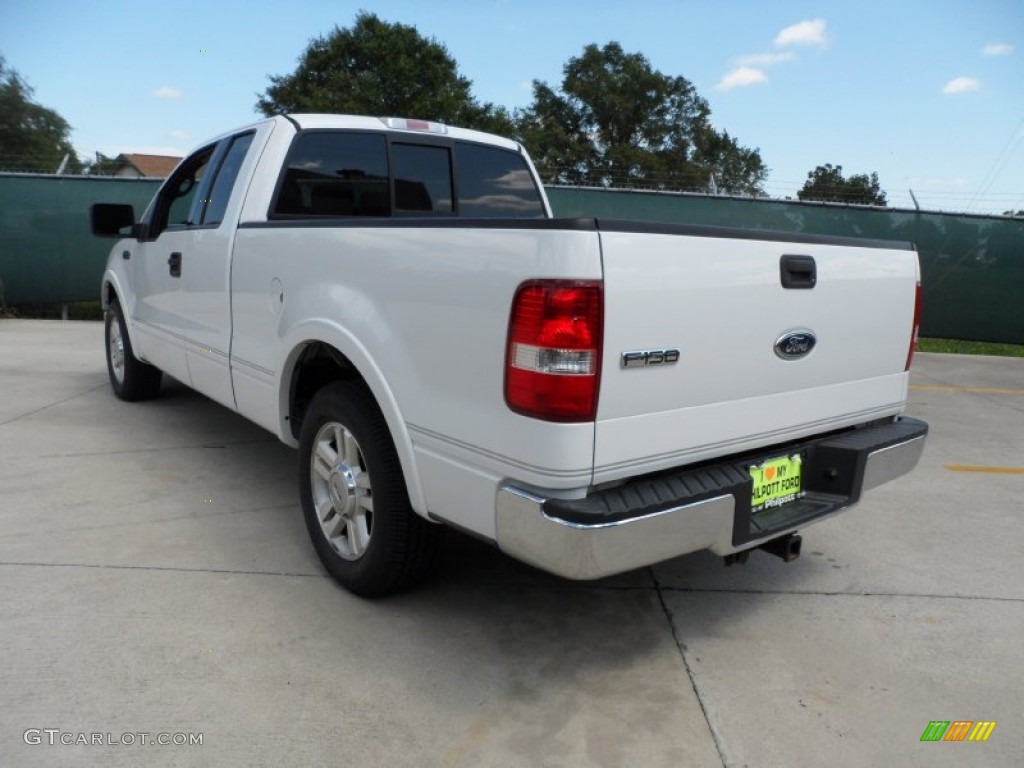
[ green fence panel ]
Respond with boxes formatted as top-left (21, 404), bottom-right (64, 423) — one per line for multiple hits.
top-left (547, 188), bottom-right (1024, 345)
top-left (1, 177), bottom-right (1021, 344)
top-left (0, 174), bottom-right (160, 305)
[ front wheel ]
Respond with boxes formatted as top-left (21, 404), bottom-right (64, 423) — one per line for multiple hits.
top-left (298, 381), bottom-right (442, 597)
top-left (105, 300), bottom-right (162, 401)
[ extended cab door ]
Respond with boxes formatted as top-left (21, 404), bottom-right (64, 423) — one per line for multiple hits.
top-left (131, 131), bottom-right (257, 408)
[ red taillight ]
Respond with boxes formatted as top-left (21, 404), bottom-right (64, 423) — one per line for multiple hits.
top-left (905, 281), bottom-right (922, 371)
top-left (505, 280), bottom-right (603, 422)
top-left (381, 117), bottom-right (448, 134)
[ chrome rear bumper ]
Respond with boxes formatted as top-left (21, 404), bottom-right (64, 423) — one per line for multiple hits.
top-left (495, 417), bottom-right (928, 580)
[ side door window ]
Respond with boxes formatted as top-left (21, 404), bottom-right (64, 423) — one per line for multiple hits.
top-left (149, 146), bottom-right (217, 237)
top-left (201, 132), bottom-right (255, 226)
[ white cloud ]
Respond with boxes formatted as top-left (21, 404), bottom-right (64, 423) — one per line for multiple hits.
top-left (169, 129), bottom-right (193, 140)
top-left (982, 43), bottom-right (1013, 56)
top-left (717, 19), bottom-right (824, 94)
top-left (775, 19), bottom-right (827, 48)
top-left (717, 67), bottom-right (768, 91)
top-left (735, 51), bottom-right (795, 67)
top-left (942, 77), bottom-right (981, 94)
top-left (152, 86), bottom-right (183, 100)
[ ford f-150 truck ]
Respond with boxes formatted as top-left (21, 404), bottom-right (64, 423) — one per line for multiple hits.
top-left (91, 114), bottom-right (928, 596)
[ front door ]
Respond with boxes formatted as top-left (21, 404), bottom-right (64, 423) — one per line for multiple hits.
top-left (131, 132), bottom-right (255, 408)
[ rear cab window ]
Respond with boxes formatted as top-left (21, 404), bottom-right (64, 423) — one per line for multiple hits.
top-left (454, 143), bottom-right (544, 218)
top-left (271, 130), bottom-right (545, 219)
top-left (392, 143), bottom-right (453, 214)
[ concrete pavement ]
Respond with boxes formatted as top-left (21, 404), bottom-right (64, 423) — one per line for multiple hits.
top-left (1, 320), bottom-right (1021, 766)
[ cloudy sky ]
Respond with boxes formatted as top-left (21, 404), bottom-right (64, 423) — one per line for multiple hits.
top-left (2, 0), bottom-right (1021, 213)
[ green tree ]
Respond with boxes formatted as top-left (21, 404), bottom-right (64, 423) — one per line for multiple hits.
top-left (0, 55), bottom-right (83, 173)
top-left (255, 12), bottom-right (512, 134)
top-left (1003, 209), bottom-right (1023, 217)
top-left (797, 164), bottom-right (888, 206)
top-left (515, 42), bottom-right (767, 195)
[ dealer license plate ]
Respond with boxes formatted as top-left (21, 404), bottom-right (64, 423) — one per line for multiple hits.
top-left (749, 454), bottom-right (804, 513)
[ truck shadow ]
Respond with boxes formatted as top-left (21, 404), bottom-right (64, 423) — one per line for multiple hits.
top-left (135, 375), bottom-right (841, 682)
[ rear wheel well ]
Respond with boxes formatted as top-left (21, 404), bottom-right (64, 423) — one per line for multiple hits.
top-left (289, 342), bottom-right (365, 440)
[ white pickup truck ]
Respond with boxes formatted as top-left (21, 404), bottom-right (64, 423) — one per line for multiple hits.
top-left (91, 114), bottom-right (928, 596)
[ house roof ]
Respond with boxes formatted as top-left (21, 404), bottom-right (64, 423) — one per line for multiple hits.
top-left (117, 153), bottom-right (182, 177)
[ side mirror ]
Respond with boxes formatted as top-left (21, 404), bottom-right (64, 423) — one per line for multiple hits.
top-left (90, 203), bottom-right (137, 237)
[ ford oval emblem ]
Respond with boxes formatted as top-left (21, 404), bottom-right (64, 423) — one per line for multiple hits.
top-left (774, 330), bottom-right (817, 360)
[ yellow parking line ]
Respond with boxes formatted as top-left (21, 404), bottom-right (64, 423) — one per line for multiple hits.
top-left (911, 385), bottom-right (1024, 395)
top-left (945, 465), bottom-right (1024, 474)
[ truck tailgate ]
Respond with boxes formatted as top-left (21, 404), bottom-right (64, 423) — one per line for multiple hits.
top-left (593, 222), bottom-right (919, 484)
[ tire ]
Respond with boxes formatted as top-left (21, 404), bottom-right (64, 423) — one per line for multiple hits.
top-left (299, 381), bottom-right (442, 597)
top-left (105, 300), bottom-right (162, 401)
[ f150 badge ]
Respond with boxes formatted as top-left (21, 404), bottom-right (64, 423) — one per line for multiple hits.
top-left (621, 348), bottom-right (680, 368)
top-left (774, 330), bottom-right (817, 360)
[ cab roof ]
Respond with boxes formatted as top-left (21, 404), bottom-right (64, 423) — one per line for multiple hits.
top-left (283, 114), bottom-right (521, 152)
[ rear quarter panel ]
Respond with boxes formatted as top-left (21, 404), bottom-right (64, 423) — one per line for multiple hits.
top-left (230, 222), bottom-right (603, 536)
